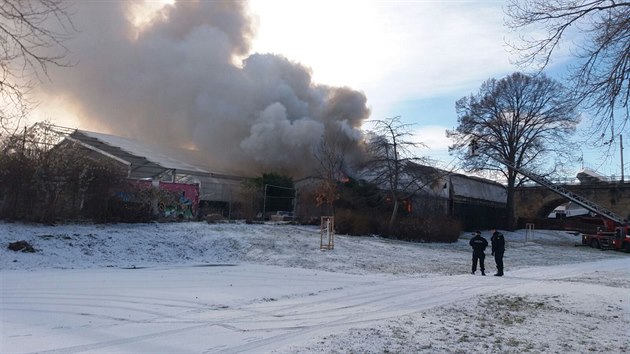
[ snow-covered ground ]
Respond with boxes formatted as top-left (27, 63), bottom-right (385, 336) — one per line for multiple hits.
top-left (1, 221), bottom-right (629, 353)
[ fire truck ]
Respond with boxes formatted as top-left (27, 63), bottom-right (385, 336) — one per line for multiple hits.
top-left (503, 158), bottom-right (629, 252)
top-left (522, 172), bottom-right (630, 252)
top-left (581, 218), bottom-right (630, 251)
top-left (470, 140), bottom-right (629, 252)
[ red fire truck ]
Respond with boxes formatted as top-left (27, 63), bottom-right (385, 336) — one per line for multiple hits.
top-left (469, 143), bottom-right (629, 252)
top-left (581, 218), bottom-right (630, 251)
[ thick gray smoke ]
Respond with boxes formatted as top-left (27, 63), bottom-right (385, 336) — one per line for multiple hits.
top-left (40, 0), bottom-right (370, 177)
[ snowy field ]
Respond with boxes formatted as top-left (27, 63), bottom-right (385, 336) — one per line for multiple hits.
top-left (1, 221), bottom-right (629, 353)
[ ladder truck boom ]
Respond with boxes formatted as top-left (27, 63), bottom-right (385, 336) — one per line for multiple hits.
top-left (505, 160), bottom-right (627, 225)
top-left (498, 156), bottom-right (630, 251)
top-left (470, 141), bottom-right (630, 251)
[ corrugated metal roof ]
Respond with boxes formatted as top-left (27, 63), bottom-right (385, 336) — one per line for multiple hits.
top-left (450, 174), bottom-right (506, 204)
top-left (70, 130), bottom-right (211, 178)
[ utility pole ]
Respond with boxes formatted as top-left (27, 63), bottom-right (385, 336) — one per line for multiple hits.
top-left (262, 184), bottom-right (268, 221)
top-left (619, 134), bottom-right (624, 183)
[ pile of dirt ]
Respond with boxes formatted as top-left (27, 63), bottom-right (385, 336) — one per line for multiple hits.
top-left (7, 240), bottom-right (36, 253)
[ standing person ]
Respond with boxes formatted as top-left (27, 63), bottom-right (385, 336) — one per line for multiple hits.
top-left (491, 229), bottom-right (505, 276)
top-left (469, 231), bottom-right (488, 275)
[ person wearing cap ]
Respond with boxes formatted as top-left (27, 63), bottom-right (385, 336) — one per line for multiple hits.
top-left (469, 231), bottom-right (488, 275)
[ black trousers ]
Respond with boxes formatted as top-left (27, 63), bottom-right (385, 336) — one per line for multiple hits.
top-left (494, 250), bottom-right (504, 274)
top-left (472, 252), bottom-right (485, 272)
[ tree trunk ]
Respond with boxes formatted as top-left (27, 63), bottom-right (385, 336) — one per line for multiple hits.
top-left (389, 198), bottom-right (399, 232)
top-left (506, 176), bottom-right (516, 230)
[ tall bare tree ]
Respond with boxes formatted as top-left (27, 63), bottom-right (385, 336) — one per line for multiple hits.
top-left (364, 116), bottom-right (430, 231)
top-left (447, 72), bottom-right (580, 228)
top-left (506, 0), bottom-right (630, 141)
top-left (0, 0), bottom-right (73, 135)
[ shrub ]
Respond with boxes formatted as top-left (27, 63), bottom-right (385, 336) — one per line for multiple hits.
top-left (334, 209), bottom-right (383, 236)
top-left (386, 216), bottom-right (462, 243)
top-left (0, 133), bottom-right (127, 223)
top-left (106, 198), bottom-right (152, 223)
top-left (332, 209), bottom-right (462, 243)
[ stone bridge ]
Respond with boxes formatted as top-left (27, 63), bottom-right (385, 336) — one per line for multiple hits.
top-left (514, 182), bottom-right (630, 222)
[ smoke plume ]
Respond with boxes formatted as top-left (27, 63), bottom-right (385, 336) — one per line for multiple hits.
top-left (40, 0), bottom-right (370, 177)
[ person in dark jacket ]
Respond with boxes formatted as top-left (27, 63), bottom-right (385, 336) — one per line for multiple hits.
top-left (469, 231), bottom-right (488, 275)
top-left (491, 229), bottom-right (505, 276)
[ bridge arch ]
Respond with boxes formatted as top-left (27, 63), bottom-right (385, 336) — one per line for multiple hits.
top-left (537, 198), bottom-right (569, 218)
top-left (514, 182), bottom-right (630, 223)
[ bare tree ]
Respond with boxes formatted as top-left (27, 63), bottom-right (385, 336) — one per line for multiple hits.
top-left (447, 72), bottom-right (580, 228)
top-left (313, 129), bottom-right (353, 216)
top-left (506, 0), bottom-right (630, 141)
top-left (0, 123), bottom-right (125, 221)
top-left (0, 0), bottom-right (73, 135)
top-left (364, 116), bottom-right (430, 231)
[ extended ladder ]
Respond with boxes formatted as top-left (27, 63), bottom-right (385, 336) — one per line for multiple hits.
top-left (507, 160), bottom-right (627, 225)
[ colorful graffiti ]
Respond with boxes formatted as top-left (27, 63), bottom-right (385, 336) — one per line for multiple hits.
top-left (158, 181), bottom-right (199, 219)
top-left (115, 180), bottom-right (200, 220)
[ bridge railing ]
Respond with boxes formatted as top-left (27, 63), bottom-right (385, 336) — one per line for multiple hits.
top-left (521, 177), bottom-right (580, 186)
top-left (520, 175), bottom-right (626, 187)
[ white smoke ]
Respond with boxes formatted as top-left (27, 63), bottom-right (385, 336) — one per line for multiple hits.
top-left (39, 0), bottom-right (370, 176)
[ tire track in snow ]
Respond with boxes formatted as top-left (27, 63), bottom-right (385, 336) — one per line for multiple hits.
top-left (218, 276), bottom-right (496, 353)
top-left (216, 259), bottom-right (630, 353)
top-left (15, 274), bottom-right (479, 354)
top-left (11, 258), bottom-right (628, 354)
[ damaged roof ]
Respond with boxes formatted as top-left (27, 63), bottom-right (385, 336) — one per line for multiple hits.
top-left (68, 130), bottom-right (215, 179)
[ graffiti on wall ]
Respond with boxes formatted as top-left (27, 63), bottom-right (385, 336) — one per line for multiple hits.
top-left (114, 180), bottom-right (200, 220)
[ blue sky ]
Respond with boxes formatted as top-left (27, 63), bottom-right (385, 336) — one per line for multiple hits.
top-left (248, 0), bottom-right (624, 177)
